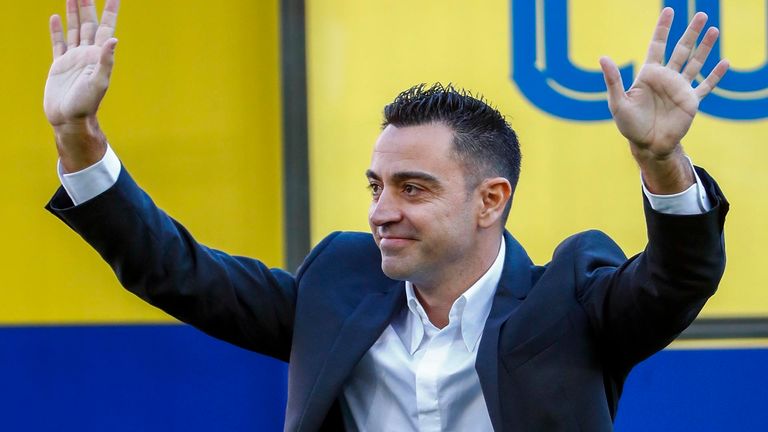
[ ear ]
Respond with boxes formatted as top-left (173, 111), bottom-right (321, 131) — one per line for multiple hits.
top-left (477, 177), bottom-right (512, 229)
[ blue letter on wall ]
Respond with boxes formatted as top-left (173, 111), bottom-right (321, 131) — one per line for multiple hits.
top-left (665, 0), bottom-right (768, 120)
top-left (511, 0), bottom-right (768, 121)
top-left (510, 0), bottom-right (634, 121)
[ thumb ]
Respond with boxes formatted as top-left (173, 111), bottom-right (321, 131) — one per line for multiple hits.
top-left (93, 38), bottom-right (118, 90)
top-left (599, 56), bottom-right (625, 114)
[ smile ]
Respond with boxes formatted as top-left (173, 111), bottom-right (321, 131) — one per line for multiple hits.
top-left (379, 237), bottom-right (415, 250)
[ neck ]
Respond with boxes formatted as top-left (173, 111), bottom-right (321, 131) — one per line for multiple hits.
top-left (413, 233), bottom-right (503, 328)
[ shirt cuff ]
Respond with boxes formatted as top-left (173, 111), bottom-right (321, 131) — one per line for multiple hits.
top-left (641, 156), bottom-right (712, 215)
top-left (57, 145), bottom-right (122, 205)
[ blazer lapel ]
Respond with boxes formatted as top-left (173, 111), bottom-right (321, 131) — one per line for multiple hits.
top-left (476, 231), bottom-right (533, 432)
top-left (296, 281), bottom-right (405, 431)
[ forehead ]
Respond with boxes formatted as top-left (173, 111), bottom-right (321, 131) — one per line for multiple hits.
top-left (369, 123), bottom-right (459, 176)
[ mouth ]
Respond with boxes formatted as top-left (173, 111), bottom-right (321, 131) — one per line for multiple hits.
top-left (378, 236), bottom-right (415, 250)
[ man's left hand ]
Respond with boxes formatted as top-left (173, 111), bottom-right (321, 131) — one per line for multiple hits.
top-left (599, 7), bottom-right (729, 194)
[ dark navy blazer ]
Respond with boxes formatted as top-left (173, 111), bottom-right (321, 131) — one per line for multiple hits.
top-left (47, 167), bottom-right (728, 431)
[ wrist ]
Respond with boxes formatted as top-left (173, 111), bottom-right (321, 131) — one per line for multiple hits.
top-left (54, 116), bottom-right (108, 173)
top-left (634, 145), bottom-right (695, 195)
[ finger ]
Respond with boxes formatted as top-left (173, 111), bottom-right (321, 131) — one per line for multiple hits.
top-left (667, 12), bottom-right (708, 71)
top-left (66, 0), bottom-right (80, 48)
top-left (694, 59), bottom-right (730, 100)
top-left (50, 15), bottom-right (67, 58)
top-left (682, 27), bottom-right (719, 81)
top-left (95, 0), bottom-right (120, 46)
top-left (600, 56), bottom-right (626, 114)
top-left (78, 0), bottom-right (99, 45)
top-left (93, 38), bottom-right (118, 90)
top-left (645, 7), bottom-right (674, 65)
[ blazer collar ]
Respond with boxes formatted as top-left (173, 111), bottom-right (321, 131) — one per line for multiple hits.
top-left (476, 230), bottom-right (533, 431)
top-left (499, 230), bottom-right (534, 300)
top-left (295, 280), bottom-right (405, 431)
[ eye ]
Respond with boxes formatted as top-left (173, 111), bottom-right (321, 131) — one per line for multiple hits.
top-left (368, 183), bottom-right (382, 198)
top-left (403, 184), bottom-right (420, 196)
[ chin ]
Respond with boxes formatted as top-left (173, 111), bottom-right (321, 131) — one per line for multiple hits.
top-left (380, 259), bottom-right (411, 281)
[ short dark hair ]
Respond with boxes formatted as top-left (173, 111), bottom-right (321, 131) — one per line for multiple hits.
top-left (382, 83), bottom-right (521, 221)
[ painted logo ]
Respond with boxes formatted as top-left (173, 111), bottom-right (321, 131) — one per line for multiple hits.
top-left (511, 0), bottom-right (768, 120)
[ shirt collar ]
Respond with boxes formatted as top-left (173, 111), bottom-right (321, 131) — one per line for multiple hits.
top-left (403, 238), bottom-right (506, 353)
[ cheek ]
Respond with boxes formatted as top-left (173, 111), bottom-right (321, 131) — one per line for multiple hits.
top-left (367, 207), bottom-right (375, 226)
top-left (427, 207), bottom-right (477, 246)
top-left (367, 207), bottom-right (381, 244)
top-left (431, 198), bottom-right (474, 225)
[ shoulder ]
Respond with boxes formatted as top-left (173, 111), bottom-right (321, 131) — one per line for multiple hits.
top-left (550, 229), bottom-right (627, 271)
top-left (310, 231), bottom-right (379, 258)
top-left (296, 231), bottom-right (384, 280)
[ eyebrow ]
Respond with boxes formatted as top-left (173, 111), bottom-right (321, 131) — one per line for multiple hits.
top-left (365, 169), bottom-right (443, 189)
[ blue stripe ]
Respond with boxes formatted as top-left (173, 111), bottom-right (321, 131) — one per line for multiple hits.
top-left (3, 325), bottom-right (767, 431)
top-left (616, 347), bottom-right (768, 431)
top-left (0, 324), bottom-right (286, 432)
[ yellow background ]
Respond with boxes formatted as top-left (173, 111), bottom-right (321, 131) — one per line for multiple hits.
top-left (3, 0), bottom-right (765, 324)
top-left (307, 0), bottom-right (768, 316)
top-left (1, 0), bottom-right (283, 323)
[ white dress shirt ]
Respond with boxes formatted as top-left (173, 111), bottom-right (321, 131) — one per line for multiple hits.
top-left (57, 147), bottom-right (712, 431)
top-left (339, 240), bottom-right (505, 432)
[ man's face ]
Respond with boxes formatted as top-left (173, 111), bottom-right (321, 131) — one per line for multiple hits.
top-left (367, 123), bottom-right (481, 285)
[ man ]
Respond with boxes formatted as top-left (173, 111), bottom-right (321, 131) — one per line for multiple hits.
top-left (44, 0), bottom-right (729, 430)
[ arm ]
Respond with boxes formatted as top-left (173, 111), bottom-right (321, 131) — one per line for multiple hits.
top-left (582, 8), bottom-right (730, 367)
top-left (574, 170), bottom-right (727, 371)
top-left (43, 1), bottom-right (298, 360)
top-left (47, 168), bottom-right (300, 360)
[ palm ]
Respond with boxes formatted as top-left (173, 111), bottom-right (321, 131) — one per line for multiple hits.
top-left (45, 0), bottom-right (120, 127)
top-left (613, 64), bottom-right (699, 156)
top-left (45, 45), bottom-right (105, 126)
top-left (600, 9), bottom-right (729, 159)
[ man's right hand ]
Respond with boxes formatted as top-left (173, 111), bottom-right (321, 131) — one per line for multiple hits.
top-left (44, 0), bottom-right (120, 173)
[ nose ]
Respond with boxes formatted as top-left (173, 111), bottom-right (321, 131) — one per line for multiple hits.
top-left (369, 189), bottom-right (402, 227)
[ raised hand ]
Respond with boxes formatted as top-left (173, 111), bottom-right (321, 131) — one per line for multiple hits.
top-left (599, 8), bottom-right (729, 194)
top-left (44, 0), bottom-right (120, 172)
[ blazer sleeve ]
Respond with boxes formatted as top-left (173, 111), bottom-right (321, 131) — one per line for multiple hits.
top-left (46, 167), bottom-right (324, 362)
top-left (573, 166), bottom-right (728, 371)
